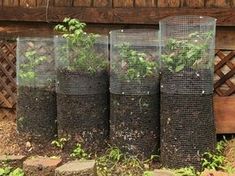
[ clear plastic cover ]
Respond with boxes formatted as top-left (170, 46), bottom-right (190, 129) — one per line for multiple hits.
top-left (17, 37), bottom-right (55, 89)
top-left (110, 29), bottom-right (160, 95)
top-left (54, 35), bottom-right (109, 95)
top-left (160, 15), bottom-right (216, 94)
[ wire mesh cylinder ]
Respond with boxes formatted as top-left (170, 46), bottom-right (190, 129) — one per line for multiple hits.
top-left (110, 29), bottom-right (160, 158)
top-left (16, 37), bottom-right (57, 140)
top-left (55, 35), bottom-right (109, 151)
top-left (160, 16), bottom-right (216, 169)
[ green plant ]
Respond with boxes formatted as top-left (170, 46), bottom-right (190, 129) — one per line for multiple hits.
top-left (115, 42), bottom-right (157, 80)
top-left (51, 138), bottom-right (68, 150)
top-left (19, 50), bottom-right (48, 84)
top-left (161, 31), bottom-right (214, 73)
top-left (0, 167), bottom-right (24, 176)
top-left (55, 18), bottom-right (107, 74)
top-left (202, 138), bottom-right (234, 174)
top-left (96, 146), bottom-right (146, 176)
top-left (70, 143), bottom-right (90, 159)
top-left (143, 171), bottom-right (153, 176)
top-left (173, 167), bottom-right (198, 176)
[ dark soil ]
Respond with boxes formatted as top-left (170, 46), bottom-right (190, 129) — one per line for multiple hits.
top-left (56, 70), bottom-right (109, 152)
top-left (17, 86), bottom-right (57, 141)
top-left (110, 94), bottom-right (160, 159)
top-left (160, 69), bottom-right (216, 170)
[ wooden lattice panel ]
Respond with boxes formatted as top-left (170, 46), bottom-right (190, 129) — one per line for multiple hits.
top-left (214, 50), bottom-right (235, 96)
top-left (0, 40), bottom-right (17, 108)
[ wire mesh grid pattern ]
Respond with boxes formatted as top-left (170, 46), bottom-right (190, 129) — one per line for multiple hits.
top-left (110, 29), bottom-right (160, 95)
top-left (16, 38), bottom-right (56, 89)
top-left (55, 35), bottom-right (109, 95)
top-left (160, 15), bottom-right (217, 169)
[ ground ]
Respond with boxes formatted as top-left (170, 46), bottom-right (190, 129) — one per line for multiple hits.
top-left (0, 111), bottom-right (235, 176)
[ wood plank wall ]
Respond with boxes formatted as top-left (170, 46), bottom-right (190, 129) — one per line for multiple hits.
top-left (0, 0), bottom-right (235, 8)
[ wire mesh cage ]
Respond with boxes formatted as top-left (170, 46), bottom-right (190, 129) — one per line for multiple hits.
top-left (17, 38), bottom-right (56, 89)
top-left (110, 29), bottom-right (159, 95)
top-left (159, 16), bottom-right (217, 169)
top-left (54, 34), bottom-right (109, 151)
top-left (16, 37), bottom-right (57, 140)
top-left (55, 35), bottom-right (109, 95)
top-left (109, 29), bottom-right (160, 158)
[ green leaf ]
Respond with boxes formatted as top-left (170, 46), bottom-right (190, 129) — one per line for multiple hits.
top-left (175, 64), bottom-right (185, 72)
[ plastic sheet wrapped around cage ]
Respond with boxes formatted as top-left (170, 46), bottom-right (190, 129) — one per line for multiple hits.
top-left (110, 29), bottom-right (160, 158)
top-left (159, 16), bottom-right (217, 169)
top-left (16, 37), bottom-right (57, 140)
top-left (55, 34), bottom-right (109, 151)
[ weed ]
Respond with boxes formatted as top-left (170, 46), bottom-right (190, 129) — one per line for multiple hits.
top-left (202, 138), bottom-right (235, 174)
top-left (143, 171), bottom-right (153, 176)
top-left (51, 138), bottom-right (68, 150)
top-left (0, 167), bottom-right (24, 176)
top-left (70, 143), bottom-right (90, 159)
top-left (173, 166), bottom-right (198, 176)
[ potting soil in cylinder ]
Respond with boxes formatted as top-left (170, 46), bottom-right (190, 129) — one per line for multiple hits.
top-left (55, 35), bottom-right (109, 152)
top-left (160, 16), bottom-right (217, 170)
top-left (110, 29), bottom-right (160, 158)
top-left (16, 37), bottom-right (57, 140)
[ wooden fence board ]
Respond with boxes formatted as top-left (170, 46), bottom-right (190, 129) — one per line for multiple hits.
top-left (206, 0), bottom-right (232, 7)
top-left (1, 7), bottom-right (235, 26)
top-left (113, 0), bottom-right (134, 7)
top-left (3, 0), bottom-right (19, 6)
top-left (93, 0), bottom-right (110, 7)
top-left (54, 0), bottom-right (72, 7)
top-left (135, 0), bottom-right (156, 7)
top-left (73, 0), bottom-right (92, 7)
top-left (37, 0), bottom-right (53, 6)
top-left (214, 96), bottom-right (235, 134)
top-left (20, 0), bottom-right (36, 7)
top-left (181, 0), bottom-right (204, 7)
top-left (158, 0), bottom-right (181, 7)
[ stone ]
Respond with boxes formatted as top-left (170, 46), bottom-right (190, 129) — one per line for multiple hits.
top-left (55, 160), bottom-right (96, 176)
top-left (153, 169), bottom-right (175, 176)
top-left (0, 155), bottom-right (26, 168)
top-left (200, 169), bottom-right (235, 176)
top-left (23, 156), bottom-right (62, 176)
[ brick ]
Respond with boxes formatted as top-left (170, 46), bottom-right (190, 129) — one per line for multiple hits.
top-left (23, 157), bottom-right (62, 176)
top-left (0, 155), bottom-right (26, 168)
top-left (55, 160), bottom-right (96, 176)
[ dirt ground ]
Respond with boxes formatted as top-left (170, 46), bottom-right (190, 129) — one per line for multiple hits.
top-left (0, 110), bottom-right (234, 173)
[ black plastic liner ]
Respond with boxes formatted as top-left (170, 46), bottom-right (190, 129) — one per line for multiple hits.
top-left (56, 70), bottom-right (109, 152)
top-left (160, 69), bottom-right (216, 169)
top-left (110, 93), bottom-right (160, 158)
top-left (17, 86), bottom-right (57, 140)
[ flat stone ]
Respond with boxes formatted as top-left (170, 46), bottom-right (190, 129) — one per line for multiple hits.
top-left (0, 155), bottom-right (26, 167)
top-left (200, 169), bottom-right (235, 176)
top-left (23, 156), bottom-right (62, 176)
top-left (153, 169), bottom-right (175, 176)
top-left (55, 160), bottom-right (96, 176)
